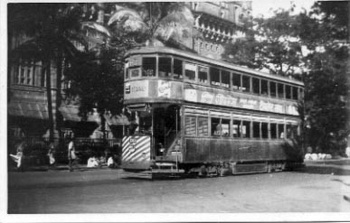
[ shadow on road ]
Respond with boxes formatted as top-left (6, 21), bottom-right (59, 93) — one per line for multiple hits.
top-left (297, 165), bottom-right (350, 176)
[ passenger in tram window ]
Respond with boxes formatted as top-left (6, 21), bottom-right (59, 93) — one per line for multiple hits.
top-left (280, 132), bottom-right (284, 139)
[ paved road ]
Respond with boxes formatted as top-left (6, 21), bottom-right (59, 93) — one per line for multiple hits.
top-left (7, 160), bottom-right (350, 214)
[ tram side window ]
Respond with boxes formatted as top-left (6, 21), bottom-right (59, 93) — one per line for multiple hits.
top-left (142, 57), bottom-right (156, 77)
top-left (261, 79), bottom-right (268, 96)
top-left (292, 87), bottom-right (298, 100)
top-left (253, 122), bottom-right (260, 138)
top-left (184, 62), bottom-right (196, 81)
top-left (262, 122), bottom-right (268, 139)
top-left (198, 66), bottom-right (208, 83)
top-left (252, 78), bottom-right (260, 94)
top-left (286, 85), bottom-right (292, 99)
top-left (159, 57), bottom-right (172, 77)
top-left (232, 73), bottom-right (241, 90)
top-left (270, 123), bottom-right (277, 139)
top-left (221, 119), bottom-right (230, 137)
top-left (125, 68), bottom-right (129, 79)
top-left (232, 120), bottom-right (241, 137)
top-left (278, 83), bottom-right (284, 98)
top-left (270, 81), bottom-right (277, 97)
top-left (173, 59), bottom-right (183, 79)
top-left (242, 121), bottom-right (251, 138)
top-left (242, 75), bottom-right (250, 92)
top-left (185, 116), bottom-right (196, 136)
top-left (221, 70), bottom-right (230, 88)
top-left (278, 124), bottom-right (285, 138)
top-left (211, 118), bottom-right (221, 136)
top-left (210, 67), bottom-right (220, 86)
top-left (198, 117), bottom-right (209, 136)
top-left (130, 68), bottom-right (140, 78)
top-left (286, 124), bottom-right (298, 139)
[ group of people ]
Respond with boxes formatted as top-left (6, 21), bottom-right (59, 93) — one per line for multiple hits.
top-left (10, 137), bottom-right (118, 172)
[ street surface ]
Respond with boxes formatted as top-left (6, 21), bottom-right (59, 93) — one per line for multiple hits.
top-left (7, 160), bottom-right (350, 214)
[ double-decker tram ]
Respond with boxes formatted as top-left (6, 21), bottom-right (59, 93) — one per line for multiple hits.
top-left (122, 47), bottom-right (304, 179)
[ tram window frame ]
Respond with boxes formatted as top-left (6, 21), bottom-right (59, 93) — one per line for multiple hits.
top-left (198, 116), bottom-right (209, 136)
top-left (142, 57), bottom-right (156, 77)
top-left (198, 66), bottom-right (209, 84)
top-left (210, 67), bottom-right (220, 86)
top-left (221, 70), bottom-right (230, 88)
top-left (221, 118), bottom-right (230, 137)
top-left (252, 77), bottom-right (260, 94)
top-left (232, 120), bottom-right (241, 137)
top-left (292, 86), bottom-right (298, 100)
top-left (184, 62), bottom-right (197, 81)
top-left (286, 124), bottom-right (298, 139)
top-left (129, 68), bottom-right (140, 78)
top-left (211, 117), bottom-right (221, 136)
top-left (270, 123), bottom-right (277, 139)
top-left (242, 75), bottom-right (251, 92)
top-left (261, 79), bottom-right (268, 96)
top-left (270, 81), bottom-right (277, 97)
top-left (185, 116), bottom-right (197, 136)
top-left (253, 121), bottom-right (260, 138)
top-left (278, 83), bottom-right (284, 98)
top-left (261, 122), bottom-right (268, 139)
top-left (232, 72), bottom-right (241, 90)
top-left (286, 85), bottom-right (292, 99)
top-left (125, 67), bottom-right (129, 79)
top-left (242, 120), bottom-right (251, 138)
top-left (278, 123), bottom-right (285, 139)
top-left (158, 57), bottom-right (172, 77)
top-left (173, 58), bottom-right (183, 79)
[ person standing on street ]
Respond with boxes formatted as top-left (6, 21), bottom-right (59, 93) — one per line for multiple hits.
top-left (68, 137), bottom-right (77, 172)
top-left (47, 143), bottom-right (56, 170)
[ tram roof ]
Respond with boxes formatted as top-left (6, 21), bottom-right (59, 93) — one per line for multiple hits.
top-left (125, 47), bottom-right (304, 86)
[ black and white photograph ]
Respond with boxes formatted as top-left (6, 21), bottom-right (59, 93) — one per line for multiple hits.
top-left (2, 0), bottom-right (350, 222)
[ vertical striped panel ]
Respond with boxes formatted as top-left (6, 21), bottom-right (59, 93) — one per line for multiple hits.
top-left (122, 136), bottom-right (151, 164)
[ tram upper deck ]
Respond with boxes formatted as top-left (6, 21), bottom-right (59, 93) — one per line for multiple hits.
top-left (124, 47), bottom-right (304, 117)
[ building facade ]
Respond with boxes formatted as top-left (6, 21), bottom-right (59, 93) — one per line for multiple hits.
top-left (7, 2), bottom-right (252, 152)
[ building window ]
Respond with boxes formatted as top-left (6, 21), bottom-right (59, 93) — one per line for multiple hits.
top-left (13, 60), bottom-right (43, 87)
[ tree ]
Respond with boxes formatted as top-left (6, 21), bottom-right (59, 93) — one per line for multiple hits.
top-left (222, 8), bottom-right (303, 78)
top-left (300, 1), bottom-right (349, 154)
top-left (63, 2), bottom-right (201, 141)
top-left (107, 2), bottom-right (200, 50)
top-left (8, 4), bottom-right (88, 142)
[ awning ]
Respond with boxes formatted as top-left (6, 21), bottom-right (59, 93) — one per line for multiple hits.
top-left (58, 104), bottom-right (82, 122)
top-left (8, 102), bottom-right (48, 120)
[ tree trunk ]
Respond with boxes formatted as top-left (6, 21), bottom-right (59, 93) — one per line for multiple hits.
top-left (45, 59), bottom-right (54, 143)
top-left (56, 53), bottom-right (63, 147)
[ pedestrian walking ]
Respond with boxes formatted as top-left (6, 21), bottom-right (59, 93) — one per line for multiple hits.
top-left (9, 141), bottom-right (26, 171)
top-left (68, 137), bottom-right (77, 172)
top-left (47, 143), bottom-right (56, 170)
